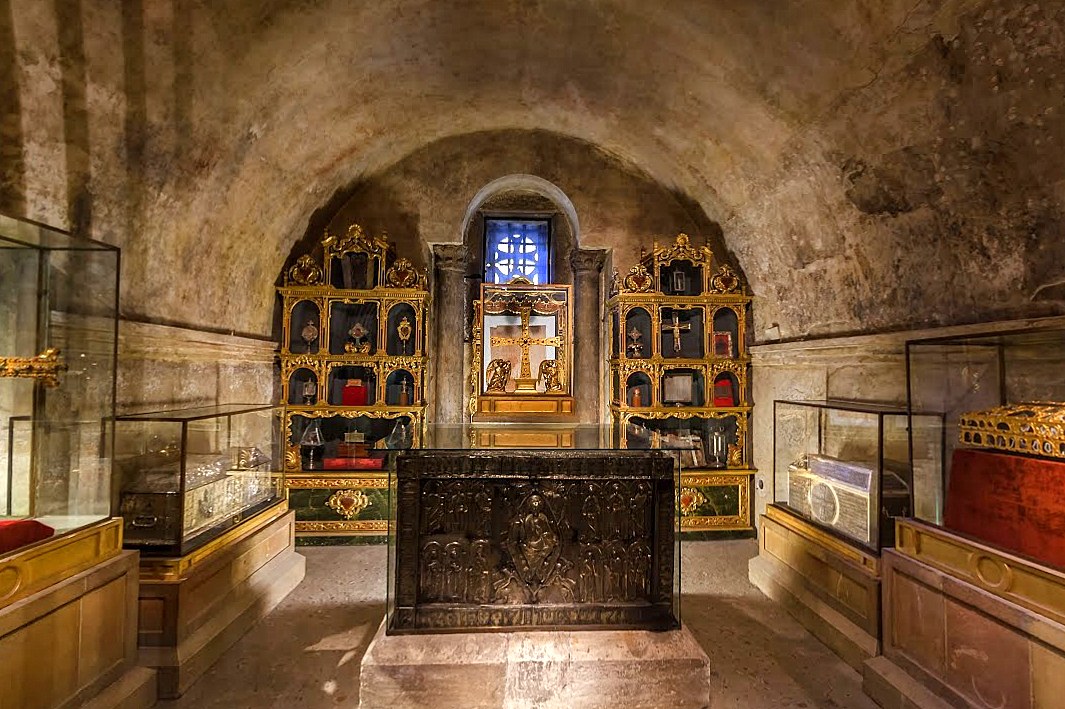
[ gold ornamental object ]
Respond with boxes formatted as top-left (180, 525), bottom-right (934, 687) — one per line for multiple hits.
top-left (326, 489), bottom-right (371, 520)
top-left (959, 402), bottom-right (1065, 460)
top-left (0, 347), bottom-right (66, 387)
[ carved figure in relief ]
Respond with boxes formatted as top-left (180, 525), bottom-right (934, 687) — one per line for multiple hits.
top-left (627, 541), bottom-right (652, 600)
top-left (467, 539), bottom-right (493, 604)
top-left (507, 494), bottom-right (560, 586)
top-left (577, 545), bottom-right (605, 603)
top-left (485, 358), bottom-right (512, 393)
top-left (420, 541), bottom-right (444, 601)
top-left (604, 541), bottom-right (627, 601)
top-left (631, 482), bottom-right (649, 537)
top-left (446, 482), bottom-right (470, 533)
top-left (473, 484), bottom-right (493, 537)
top-left (581, 484), bottom-right (601, 540)
top-left (537, 556), bottom-right (577, 603)
top-left (422, 481), bottom-right (446, 534)
top-left (444, 541), bottom-right (469, 602)
top-left (537, 359), bottom-right (564, 393)
top-left (604, 482), bottom-right (628, 541)
top-left (492, 568), bottom-right (533, 604)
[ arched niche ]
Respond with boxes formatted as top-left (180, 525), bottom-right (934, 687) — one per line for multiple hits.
top-left (288, 300), bottom-right (321, 354)
top-left (711, 307), bottom-right (739, 358)
top-left (385, 302), bottom-right (418, 356)
top-left (385, 369), bottom-right (415, 406)
top-left (623, 307), bottom-right (653, 359)
top-left (288, 368), bottom-right (318, 405)
top-left (329, 301), bottom-right (379, 355)
top-left (625, 371), bottom-right (653, 407)
top-left (329, 364), bottom-right (377, 406)
top-left (712, 372), bottom-right (740, 407)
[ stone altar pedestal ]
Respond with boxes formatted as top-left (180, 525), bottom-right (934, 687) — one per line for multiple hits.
top-left (358, 620), bottom-right (711, 709)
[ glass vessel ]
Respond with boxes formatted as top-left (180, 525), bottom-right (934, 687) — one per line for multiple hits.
top-left (0, 214), bottom-right (119, 552)
top-left (906, 328), bottom-right (1065, 525)
top-left (773, 400), bottom-right (943, 551)
top-left (114, 404), bottom-right (284, 555)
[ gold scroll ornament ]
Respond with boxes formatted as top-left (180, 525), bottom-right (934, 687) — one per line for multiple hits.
top-left (0, 348), bottom-right (66, 387)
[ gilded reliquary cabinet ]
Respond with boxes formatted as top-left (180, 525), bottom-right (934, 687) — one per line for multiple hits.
top-left (607, 233), bottom-right (753, 532)
top-left (471, 280), bottom-right (574, 418)
top-left (277, 224), bottom-right (430, 538)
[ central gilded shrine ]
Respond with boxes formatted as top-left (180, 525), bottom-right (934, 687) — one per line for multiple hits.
top-left (471, 279), bottom-right (574, 418)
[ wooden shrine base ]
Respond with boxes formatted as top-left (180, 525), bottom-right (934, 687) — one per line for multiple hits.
top-left (475, 394), bottom-right (575, 418)
top-left (136, 504), bottom-right (305, 699)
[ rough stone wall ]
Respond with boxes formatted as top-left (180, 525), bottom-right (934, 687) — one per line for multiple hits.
top-left (3, 0), bottom-right (1065, 381)
top-left (731, 1), bottom-right (1065, 340)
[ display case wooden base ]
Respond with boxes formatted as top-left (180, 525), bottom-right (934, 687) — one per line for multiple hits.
top-left (0, 519), bottom-right (156, 709)
top-left (136, 502), bottom-right (304, 699)
top-left (864, 519), bottom-right (1065, 709)
top-left (748, 504), bottom-right (880, 670)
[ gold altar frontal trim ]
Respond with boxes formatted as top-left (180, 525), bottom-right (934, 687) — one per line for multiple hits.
top-left (895, 517), bottom-right (1065, 627)
top-left (0, 518), bottom-right (122, 610)
top-left (476, 395), bottom-right (575, 417)
top-left (958, 402), bottom-right (1065, 460)
top-left (296, 520), bottom-right (389, 535)
top-left (138, 500), bottom-right (289, 582)
top-left (765, 504), bottom-right (880, 576)
top-left (680, 471), bottom-right (752, 530)
top-left (286, 474), bottom-right (389, 489)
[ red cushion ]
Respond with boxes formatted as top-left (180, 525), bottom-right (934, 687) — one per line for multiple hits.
top-left (0, 519), bottom-right (55, 555)
top-left (946, 449), bottom-right (1065, 569)
top-left (322, 457), bottom-right (384, 470)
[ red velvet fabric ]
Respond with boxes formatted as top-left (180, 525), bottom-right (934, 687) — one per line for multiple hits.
top-left (0, 519), bottom-right (55, 555)
top-left (946, 448), bottom-right (1065, 569)
top-left (341, 384), bottom-right (368, 406)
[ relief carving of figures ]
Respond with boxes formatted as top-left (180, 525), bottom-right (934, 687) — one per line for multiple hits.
top-left (604, 482), bottom-right (629, 541)
top-left (630, 482), bottom-right (650, 538)
top-left (445, 481), bottom-right (470, 533)
top-left (420, 541), bottom-right (444, 601)
top-left (422, 481), bottom-right (445, 535)
top-left (604, 541), bottom-right (627, 601)
top-left (485, 358), bottom-right (512, 393)
top-left (467, 539), bottom-right (494, 604)
top-left (443, 541), bottom-right (469, 602)
top-left (537, 556), bottom-right (577, 603)
top-left (506, 493), bottom-right (561, 587)
top-left (626, 541), bottom-right (652, 600)
top-left (580, 483), bottom-right (601, 540)
top-left (577, 545), bottom-right (605, 603)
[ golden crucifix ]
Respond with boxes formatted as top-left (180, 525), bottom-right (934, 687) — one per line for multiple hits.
top-left (490, 305), bottom-right (562, 393)
top-left (668, 312), bottom-right (691, 353)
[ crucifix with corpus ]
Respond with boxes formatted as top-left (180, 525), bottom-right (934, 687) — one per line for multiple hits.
top-left (668, 311), bottom-right (691, 354)
top-left (490, 304), bottom-right (563, 392)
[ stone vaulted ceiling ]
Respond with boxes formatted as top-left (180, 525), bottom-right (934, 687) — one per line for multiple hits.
top-left (4, 0), bottom-right (1065, 338)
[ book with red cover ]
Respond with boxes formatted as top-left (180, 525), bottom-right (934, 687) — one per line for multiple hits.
top-left (322, 456), bottom-right (384, 470)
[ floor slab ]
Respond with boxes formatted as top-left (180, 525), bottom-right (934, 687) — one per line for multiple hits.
top-left (159, 540), bottom-right (877, 708)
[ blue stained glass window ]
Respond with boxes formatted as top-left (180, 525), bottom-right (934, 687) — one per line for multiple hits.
top-left (484, 219), bottom-right (551, 284)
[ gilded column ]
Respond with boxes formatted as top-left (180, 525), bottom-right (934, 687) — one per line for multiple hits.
top-left (570, 249), bottom-right (606, 425)
top-left (432, 244), bottom-right (467, 428)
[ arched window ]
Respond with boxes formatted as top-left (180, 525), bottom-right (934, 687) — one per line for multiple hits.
top-left (483, 218), bottom-right (551, 284)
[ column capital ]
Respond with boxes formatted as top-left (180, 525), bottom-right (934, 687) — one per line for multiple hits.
top-left (569, 248), bottom-right (607, 274)
top-left (433, 243), bottom-right (467, 274)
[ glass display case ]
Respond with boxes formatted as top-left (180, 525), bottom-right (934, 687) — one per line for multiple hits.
top-left (773, 400), bottom-right (943, 551)
top-left (0, 214), bottom-right (119, 553)
top-left (114, 404), bottom-right (284, 555)
top-left (907, 328), bottom-right (1065, 525)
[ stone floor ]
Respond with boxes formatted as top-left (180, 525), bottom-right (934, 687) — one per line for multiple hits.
top-left (159, 540), bottom-right (876, 708)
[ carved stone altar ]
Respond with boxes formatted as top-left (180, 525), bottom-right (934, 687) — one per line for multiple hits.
top-left (388, 450), bottom-right (678, 633)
